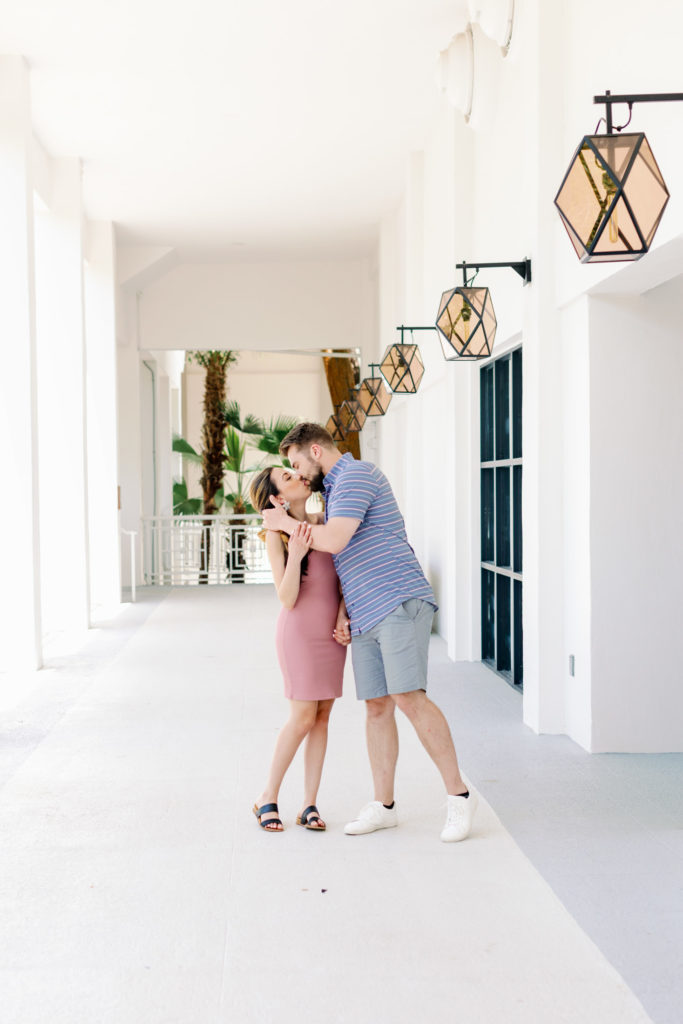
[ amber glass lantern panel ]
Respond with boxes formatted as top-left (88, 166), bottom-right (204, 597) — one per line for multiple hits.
top-left (379, 344), bottom-right (424, 393)
top-left (435, 286), bottom-right (497, 359)
top-left (358, 375), bottom-right (393, 416)
top-left (326, 410), bottom-right (347, 443)
top-left (339, 397), bottom-right (367, 433)
top-left (554, 132), bottom-right (670, 263)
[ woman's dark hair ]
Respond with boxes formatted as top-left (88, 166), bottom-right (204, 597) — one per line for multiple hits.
top-left (250, 466), bottom-right (309, 577)
top-left (250, 466), bottom-right (280, 515)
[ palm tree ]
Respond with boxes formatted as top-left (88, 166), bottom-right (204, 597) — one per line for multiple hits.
top-left (188, 351), bottom-right (238, 514)
top-left (186, 350), bottom-right (237, 580)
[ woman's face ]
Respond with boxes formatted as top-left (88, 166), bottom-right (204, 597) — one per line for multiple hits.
top-left (270, 467), bottom-right (311, 505)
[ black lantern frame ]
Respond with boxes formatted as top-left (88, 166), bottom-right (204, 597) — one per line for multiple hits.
top-left (554, 90), bottom-right (683, 263)
top-left (399, 258), bottom-right (531, 364)
top-left (380, 335), bottom-right (425, 393)
top-left (339, 391), bottom-right (368, 432)
top-left (326, 408), bottom-right (347, 443)
top-left (358, 364), bottom-right (393, 416)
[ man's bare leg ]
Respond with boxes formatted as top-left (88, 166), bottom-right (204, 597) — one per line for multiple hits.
top-left (392, 690), bottom-right (467, 795)
top-left (365, 695), bottom-right (399, 805)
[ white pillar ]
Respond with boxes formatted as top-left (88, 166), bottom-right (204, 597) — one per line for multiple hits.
top-left (34, 158), bottom-right (90, 640)
top-left (0, 57), bottom-right (42, 671)
top-left (507, 0), bottom-right (566, 734)
top-left (116, 315), bottom-right (143, 590)
top-left (84, 222), bottom-right (121, 616)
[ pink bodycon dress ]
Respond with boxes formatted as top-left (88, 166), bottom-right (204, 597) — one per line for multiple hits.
top-left (275, 549), bottom-right (346, 700)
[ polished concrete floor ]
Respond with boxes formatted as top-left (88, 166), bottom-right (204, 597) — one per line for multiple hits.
top-left (0, 585), bottom-right (678, 1023)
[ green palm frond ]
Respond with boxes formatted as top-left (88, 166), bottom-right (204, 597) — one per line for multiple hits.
top-left (241, 413), bottom-right (264, 435)
top-left (223, 425), bottom-right (247, 472)
top-left (257, 415), bottom-right (299, 456)
top-left (172, 478), bottom-right (203, 515)
top-left (172, 436), bottom-right (202, 464)
top-left (222, 400), bottom-right (243, 430)
top-left (222, 401), bottom-right (263, 435)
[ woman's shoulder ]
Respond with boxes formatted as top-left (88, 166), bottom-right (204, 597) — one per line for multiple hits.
top-left (307, 513), bottom-right (325, 525)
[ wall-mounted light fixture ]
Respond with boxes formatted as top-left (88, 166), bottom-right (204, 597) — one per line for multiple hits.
top-left (399, 259), bottom-right (530, 363)
top-left (339, 390), bottom-right (368, 433)
top-left (554, 91), bottom-right (683, 263)
top-left (326, 408), bottom-right (347, 443)
top-left (358, 364), bottom-right (393, 416)
top-left (380, 335), bottom-right (425, 393)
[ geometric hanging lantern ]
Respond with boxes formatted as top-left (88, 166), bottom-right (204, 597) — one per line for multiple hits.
top-left (395, 259), bottom-right (529, 368)
top-left (435, 285), bottom-right (497, 360)
top-left (379, 337), bottom-right (425, 393)
top-left (326, 408), bottom-right (347, 443)
top-left (554, 132), bottom-right (670, 263)
top-left (338, 393), bottom-right (367, 433)
top-left (358, 365), bottom-right (393, 416)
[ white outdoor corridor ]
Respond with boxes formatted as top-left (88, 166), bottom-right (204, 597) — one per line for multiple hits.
top-left (2, 586), bottom-right (679, 1024)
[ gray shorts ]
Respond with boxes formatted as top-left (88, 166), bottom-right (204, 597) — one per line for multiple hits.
top-left (350, 598), bottom-right (435, 701)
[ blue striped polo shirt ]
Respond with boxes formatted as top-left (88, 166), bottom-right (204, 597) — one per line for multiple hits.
top-left (323, 453), bottom-right (437, 636)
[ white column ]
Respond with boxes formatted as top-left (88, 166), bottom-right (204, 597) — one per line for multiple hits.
top-left (33, 158), bottom-right (90, 641)
top-left (519, 0), bottom-right (566, 734)
top-left (116, 331), bottom-right (143, 590)
top-left (0, 57), bottom-right (42, 671)
top-left (84, 222), bottom-right (121, 616)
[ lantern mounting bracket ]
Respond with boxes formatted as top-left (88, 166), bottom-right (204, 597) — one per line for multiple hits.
top-left (455, 259), bottom-right (532, 286)
top-left (594, 91), bottom-right (683, 134)
top-left (395, 326), bottom-right (436, 335)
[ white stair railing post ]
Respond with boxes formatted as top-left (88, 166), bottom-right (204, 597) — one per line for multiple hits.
top-left (121, 529), bottom-right (138, 602)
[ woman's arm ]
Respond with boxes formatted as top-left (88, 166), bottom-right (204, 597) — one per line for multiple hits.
top-left (265, 525), bottom-right (311, 610)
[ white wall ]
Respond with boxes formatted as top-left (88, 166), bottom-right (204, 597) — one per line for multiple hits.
top-left (559, 296), bottom-right (592, 750)
top-left (588, 287), bottom-right (683, 751)
top-left (136, 260), bottom-right (372, 354)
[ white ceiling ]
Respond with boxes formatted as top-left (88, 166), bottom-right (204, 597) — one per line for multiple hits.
top-left (2, 1), bottom-right (467, 258)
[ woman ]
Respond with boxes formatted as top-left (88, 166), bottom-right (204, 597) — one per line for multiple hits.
top-left (249, 465), bottom-right (349, 832)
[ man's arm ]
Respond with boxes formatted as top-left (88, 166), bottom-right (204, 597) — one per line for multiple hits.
top-left (261, 503), bottom-right (360, 554)
top-left (310, 516), bottom-right (360, 554)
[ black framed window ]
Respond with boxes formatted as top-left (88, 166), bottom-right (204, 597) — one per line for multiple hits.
top-left (480, 347), bottom-right (523, 690)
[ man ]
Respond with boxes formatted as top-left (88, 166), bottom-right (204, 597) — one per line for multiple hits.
top-left (261, 422), bottom-right (476, 842)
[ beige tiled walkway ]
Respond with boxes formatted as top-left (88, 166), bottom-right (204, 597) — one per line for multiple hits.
top-left (0, 587), bottom-right (652, 1023)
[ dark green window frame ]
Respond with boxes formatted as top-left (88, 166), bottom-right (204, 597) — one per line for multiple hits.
top-left (480, 347), bottom-right (523, 690)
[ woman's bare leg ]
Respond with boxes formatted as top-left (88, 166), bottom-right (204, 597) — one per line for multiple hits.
top-left (301, 699), bottom-right (334, 821)
top-left (256, 700), bottom-right (317, 830)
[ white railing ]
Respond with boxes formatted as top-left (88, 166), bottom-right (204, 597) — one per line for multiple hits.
top-left (142, 514), bottom-right (272, 586)
top-left (121, 529), bottom-right (138, 601)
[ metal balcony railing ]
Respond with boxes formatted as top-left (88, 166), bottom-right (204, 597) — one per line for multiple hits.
top-left (142, 515), bottom-right (272, 586)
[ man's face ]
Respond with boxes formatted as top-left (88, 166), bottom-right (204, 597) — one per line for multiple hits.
top-left (288, 445), bottom-right (325, 493)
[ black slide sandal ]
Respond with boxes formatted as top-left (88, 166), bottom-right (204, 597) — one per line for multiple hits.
top-left (296, 805), bottom-right (326, 830)
top-left (253, 802), bottom-right (283, 831)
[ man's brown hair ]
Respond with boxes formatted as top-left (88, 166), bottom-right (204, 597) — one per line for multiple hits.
top-left (279, 422), bottom-right (335, 458)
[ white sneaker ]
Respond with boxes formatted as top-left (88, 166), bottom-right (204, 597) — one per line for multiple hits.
top-left (344, 801), bottom-right (398, 835)
top-left (440, 792), bottom-right (478, 842)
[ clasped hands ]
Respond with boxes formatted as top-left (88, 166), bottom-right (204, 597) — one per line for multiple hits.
top-left (333, 614), bottom-right (351, 647)
top-left (262, 497), bottom-right (350, 647)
